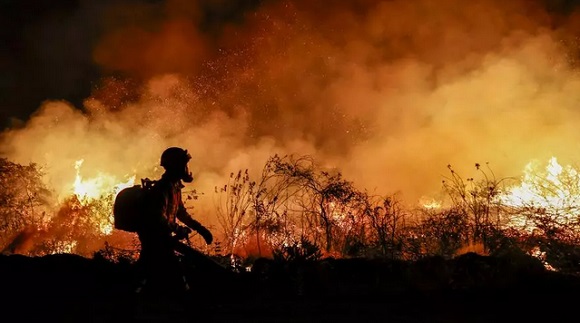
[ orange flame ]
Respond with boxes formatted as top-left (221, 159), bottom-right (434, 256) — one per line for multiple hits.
top-left (500, 157), bottom-right (580, 230)
top-left (71, 159), bottom-right (136, 235)
top-left (72, 159), bottom-right (136, 204)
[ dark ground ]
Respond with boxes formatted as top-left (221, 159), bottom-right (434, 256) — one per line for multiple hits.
top-left (1, 252), bottom-right (579, 322)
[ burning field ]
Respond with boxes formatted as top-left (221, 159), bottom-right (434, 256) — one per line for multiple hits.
top-left (5, 1), bottom-right (580, 322)
top-left (3, 0), bottom-right (580, 275)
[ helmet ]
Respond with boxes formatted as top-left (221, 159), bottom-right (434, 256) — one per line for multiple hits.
top-left (160, 147), bottom-right (191, 169)
top-left (160, 147), bottom-right (194, 182)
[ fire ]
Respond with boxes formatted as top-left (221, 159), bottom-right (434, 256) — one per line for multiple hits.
top-left (530, 246), bottom-right (557, 272)
top-left (12, 159), bottom-right (141, 256)
top-left (70, 159), bottom-right (135, 235)
top-left (414, 157), bottom-right (580, 270)
top-left (419, 157), bottom-right (580, 230)
top-left (50, 240), bottom-right (78, 255)
top-left (500, 157), bottom-right (578, 209)
top-left (499, 157), bottom-right (580, 230)
top-left (419, 197), bottom-right (442, 210)
top-left (72, 159), bottom-right (135, 205)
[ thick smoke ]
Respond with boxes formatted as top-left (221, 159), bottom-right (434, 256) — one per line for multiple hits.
top-left (2, 0), bottom-right (580, 234)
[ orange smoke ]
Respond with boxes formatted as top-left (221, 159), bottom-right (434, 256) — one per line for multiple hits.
top-left (2, 0), bottom-right (580, 255)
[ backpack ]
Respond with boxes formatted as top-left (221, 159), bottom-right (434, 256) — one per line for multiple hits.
top-left (113, 178), bottom-right (156, 232)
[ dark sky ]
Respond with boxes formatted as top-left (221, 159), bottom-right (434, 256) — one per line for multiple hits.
top-left (1, 0), bottom-right (98, 128)
top-left (0, 0), bottom-right (261, 129)
top-left (1, 0), bottom-right (580, 130)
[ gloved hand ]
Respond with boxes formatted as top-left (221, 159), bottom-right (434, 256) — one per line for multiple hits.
top-left (174, 226), bottom-right (192, 240)
top-left (197, 226), bottom-right (213, 245)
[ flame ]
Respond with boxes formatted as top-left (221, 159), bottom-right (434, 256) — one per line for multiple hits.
top-left (414, 157), bottom-right (578, 269)
top-left (500, 157), bottom-right (578, 209)
top-left (419, 197), bottom-right (442, 210)
top-left (73, 159), bottom-right (136, 204)
top-left (530, 246), bottom-right (557, 272)
top-left (418, 157), bottom-right (580, 229)
top-left (499, 157), bottom-right (580, 230)
top-left (49, 240), bottom-right (78, 255)
top-left (4, 158), bottom-right (140, 256)
top-left (71, 159), bottom-right (135, 235)
top-left (328, 201), bottom-right (348, 225)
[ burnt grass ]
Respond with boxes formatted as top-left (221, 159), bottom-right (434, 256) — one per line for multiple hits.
top-left (1, 251), bottom-right (579, 322)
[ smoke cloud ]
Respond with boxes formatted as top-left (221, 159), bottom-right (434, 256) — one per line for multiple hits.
top-left (3, 0), bottom-right (580, 232)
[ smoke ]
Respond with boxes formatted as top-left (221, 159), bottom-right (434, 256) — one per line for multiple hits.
top-left (2, 0), bottom-right (580, 229)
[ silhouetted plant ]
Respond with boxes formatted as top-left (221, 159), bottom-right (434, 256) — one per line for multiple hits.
top-left (217, 154), bottom-right (370, 257)
top-left (267, 155), bottom-right (362, 253)
top-left (272, 237), bottom-right (322, 263)
top-left (93, 241), bottom-right (138, 264)
top-left (215, 156), bottom-right (305, 257)
top-left (90, 152), bottom-right (580, 278)
top-left (442, 163), bottom-right (510, 253)
top-left (365, 194), bottom-right (407, 259)
top-left (215, 169), bottom-right (256, 256)
top-left (250, 155), bottom-right (307, 256)
top-left (0, 158), bottom-right (52, 253)
top-left (417, 207), bottom-right (471, 258)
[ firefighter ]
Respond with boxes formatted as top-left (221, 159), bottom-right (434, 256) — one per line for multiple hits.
top-left (135, 146), bottom-right (213, 297)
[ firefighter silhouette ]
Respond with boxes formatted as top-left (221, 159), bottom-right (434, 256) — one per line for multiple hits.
top-left (135, 147), bottom-right (213, 296)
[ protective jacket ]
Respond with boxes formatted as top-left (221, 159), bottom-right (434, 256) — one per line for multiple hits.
top-left (136, 173), bottom-right (210, 295)
top-left (144, 174), bottom-right (205, 237)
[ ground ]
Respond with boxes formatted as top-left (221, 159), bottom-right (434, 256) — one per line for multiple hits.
top-left (1, 252), bottom-right (578, 322)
